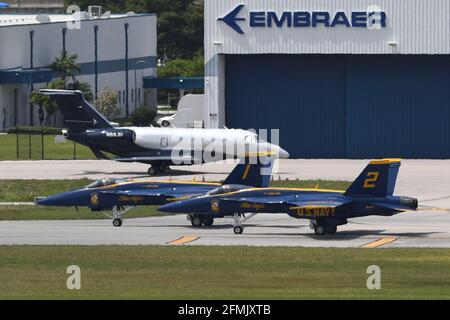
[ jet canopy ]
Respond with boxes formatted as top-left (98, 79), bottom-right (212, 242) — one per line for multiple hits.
top-left (85, 178), bottom-right (127, 189)
top-left (207, 184), bottom-right (250, 196)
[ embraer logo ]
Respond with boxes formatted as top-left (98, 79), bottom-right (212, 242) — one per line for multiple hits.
top-left (218, 4), bottom-right (387, 34)
top-left (217, 4), bottom-right (246, 34)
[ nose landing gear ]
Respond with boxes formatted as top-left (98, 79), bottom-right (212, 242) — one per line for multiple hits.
top-left (231, 213), bottom-right (257, 234)
top-left (107, 206), bottom-right (134, 227)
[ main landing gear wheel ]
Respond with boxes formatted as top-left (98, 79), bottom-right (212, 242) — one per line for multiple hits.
top-left (148, 163), bottom-right (170, 175)
top-left (233, 226), bottom-right (244, 234)
top-left (191, 216), bottom-right (203, 227)
top-left (326, 226), bottom-right (337, 234)
top-left (314, 225), bottom-right (326, 236)
top-left (203, 216), bottom-right (214, 226)
top-left (112, 218), bottom-right (122, 227)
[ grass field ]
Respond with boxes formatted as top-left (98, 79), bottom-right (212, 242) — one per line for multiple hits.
top-left (0, 133), bottom-right (94, 160)
top-left (0, 179), bottom-right (92, 202)
top-left (0, 179), bottom-right (352, 220)
top-left (0, 246), bottom-right (449, 299)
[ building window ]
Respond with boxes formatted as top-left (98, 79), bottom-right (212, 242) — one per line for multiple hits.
top-left (138, 88), bottom-right (141, 102)
top-left (118, 91), bottom-right (121, 104)
top-left (123, 90), bottom-right (126, 103)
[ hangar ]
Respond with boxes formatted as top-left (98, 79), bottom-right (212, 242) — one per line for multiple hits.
top-left (204, 0), bottom-right (450, 158)
top-left (0, 10), bottom-right (156, 131)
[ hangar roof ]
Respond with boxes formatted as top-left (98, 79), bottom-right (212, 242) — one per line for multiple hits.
top-left (0, 12), bottom-right (153, 27)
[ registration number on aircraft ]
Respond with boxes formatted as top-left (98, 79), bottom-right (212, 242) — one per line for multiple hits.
top-left (105, 131), bottom-right (124, 138)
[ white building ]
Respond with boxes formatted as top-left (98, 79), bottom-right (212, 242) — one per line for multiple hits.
top-left (0, 11), bottom-right (156, 131)
top-left (204, 0), bottom-right (450, 158)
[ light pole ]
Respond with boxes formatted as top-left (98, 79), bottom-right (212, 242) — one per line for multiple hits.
top-left (134, 60), bottom-right (145, 111)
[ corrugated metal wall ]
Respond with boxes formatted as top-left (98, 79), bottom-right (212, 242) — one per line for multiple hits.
top-left (225, 55), bottom-right (347, 158)
top-left (345, 55), bottom-right (450, 158)
top-left (206, 0), bottom-right (450, 55)
top-left (205, 0), bottom-right (450, 128)
top-left (225, 54), bottom-right (450, 158)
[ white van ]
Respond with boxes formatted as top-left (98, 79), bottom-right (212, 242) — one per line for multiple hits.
top-left (157, 94), bottom-right (204, 128)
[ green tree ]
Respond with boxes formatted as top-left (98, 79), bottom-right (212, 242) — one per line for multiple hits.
top-left (65, 0), bottom-right (204, 60)
top-left (95, 87), bottom-right (121, 120)
top-left (30, 52), bottom-right (93, 125)
top-left (158, 55), bottom-right (204, 77)
top-left (50, 52), bottom-right (81, 81)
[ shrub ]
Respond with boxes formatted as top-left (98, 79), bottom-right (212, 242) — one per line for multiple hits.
top-left (95, 87), bottom-right (121, 120)
top-left (130, 107), bottom-right (157, 127)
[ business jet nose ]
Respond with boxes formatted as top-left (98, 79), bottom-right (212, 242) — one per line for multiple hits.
top-left (268, 144), bottom-right (290, 159)
top-left (257, 142), bottom-right (289, 159)
top-left (278, 147), bottom-right (290, 159)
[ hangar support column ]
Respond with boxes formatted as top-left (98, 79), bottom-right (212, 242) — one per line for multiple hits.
top-left (204, 54), bottom-right (225, 128)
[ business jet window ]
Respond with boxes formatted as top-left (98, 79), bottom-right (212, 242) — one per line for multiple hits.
top-left (207, 184), bottom-right (249, 195)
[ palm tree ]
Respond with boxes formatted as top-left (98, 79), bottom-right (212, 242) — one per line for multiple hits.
top-left (50, 51), bottom-right (81, 81)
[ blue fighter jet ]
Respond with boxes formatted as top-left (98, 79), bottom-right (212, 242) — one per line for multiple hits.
top-left (158, 159), bottom-right (418, 235)
top-left (36, 156), bottom-right (274, 227)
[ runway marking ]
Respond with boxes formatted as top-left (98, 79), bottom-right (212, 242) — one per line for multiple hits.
top-left (0, 202), bottom-right (34, 206)
top-left (168, 235), bottom-right (199, 245)
top-left (361, 236), bottom-right (399, 248)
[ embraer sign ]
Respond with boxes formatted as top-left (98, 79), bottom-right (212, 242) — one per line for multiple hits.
top-left (218, 4), bottom-right (387, 34)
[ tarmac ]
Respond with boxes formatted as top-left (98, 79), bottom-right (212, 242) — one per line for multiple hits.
top-left (1, 159), bottom-right (450, 247)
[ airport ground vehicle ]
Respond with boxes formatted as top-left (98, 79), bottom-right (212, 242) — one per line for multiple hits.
top-left (157, 94), bottom-right (203, 128)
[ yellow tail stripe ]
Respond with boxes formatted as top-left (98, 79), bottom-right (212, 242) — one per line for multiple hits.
top-left (168, 235), bottom-right (199, 245)
top-left (361, 236), bottom-right (399, 248)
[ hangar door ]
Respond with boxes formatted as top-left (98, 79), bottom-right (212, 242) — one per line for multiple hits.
top-left (225, 54), bottom-right (450, 158)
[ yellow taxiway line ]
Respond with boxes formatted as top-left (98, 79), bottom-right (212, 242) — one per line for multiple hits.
top-left (361, 236), bottom-right (399, 248)
top-left (168, 235), bottom-right (199, 245)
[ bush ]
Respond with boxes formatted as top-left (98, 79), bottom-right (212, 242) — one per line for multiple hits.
top-left (130, 107), bottom-right (157, 127)
top-left (95, 87), bottom-right (121, 120)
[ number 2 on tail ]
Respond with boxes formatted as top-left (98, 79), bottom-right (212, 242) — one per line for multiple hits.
top-left (363, 172), bottom-right (379, 188)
